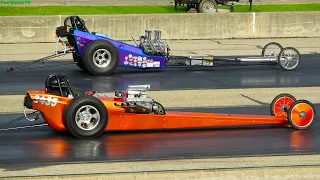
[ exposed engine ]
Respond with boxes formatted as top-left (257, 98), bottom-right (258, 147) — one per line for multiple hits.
top-left (139, 30), bottom-right (168, 56)
top-left (114, 84), bottom-right (166, 115)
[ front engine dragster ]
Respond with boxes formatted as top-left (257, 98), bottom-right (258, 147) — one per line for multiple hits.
top-left (15, 74), bottom-right (316, 138)
top-left (7, 16), bottom-right (301, 75)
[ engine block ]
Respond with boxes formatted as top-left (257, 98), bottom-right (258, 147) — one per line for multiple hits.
top-left (139, 30), bottom-right (167, 56)
top-left (114, 84), bottom-right (165, 115)
top-left (126, 85), bottom-right (152, 101)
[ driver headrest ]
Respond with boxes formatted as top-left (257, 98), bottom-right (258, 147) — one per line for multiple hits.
top-left (45, 74), bottom-right (70, 87)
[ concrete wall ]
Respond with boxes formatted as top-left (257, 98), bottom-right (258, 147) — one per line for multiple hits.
top-left (0, 12), bottom-right (319, 43)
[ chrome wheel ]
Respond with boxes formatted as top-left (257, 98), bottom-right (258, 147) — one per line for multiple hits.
top-left (75, 105), bottom-right (100, 131)
top-left (92, 49), bottom-right (112, 68)
top-left (263, 42), bottom-right (283, 59)
top-left (278, 47), bottom-right (300, 71)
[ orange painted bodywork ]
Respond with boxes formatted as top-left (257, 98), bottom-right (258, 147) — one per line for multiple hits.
top-left (26, 90), bottom-right (289, 132)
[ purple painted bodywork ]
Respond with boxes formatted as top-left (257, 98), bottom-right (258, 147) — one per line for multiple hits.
top-left (73, 30), bottom-right (166, 69)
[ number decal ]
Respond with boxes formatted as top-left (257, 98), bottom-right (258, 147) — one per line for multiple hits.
top-left (51, 98), bottom-right (58, 107)
top-left (39, 96), bottom-right (46, 105)
top-left (33, 95), bottom-right (58, 107)
top-left (34, 95), bottom-right (40, 103)
top-left (45, 97), bottom-right (52, 106)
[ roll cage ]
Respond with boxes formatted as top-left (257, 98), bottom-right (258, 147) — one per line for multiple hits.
top-left (55, 16), bottom-right (90, 55)
top-left (6, 16), bottom-right (93, 73)
top-left (45, 74), bottom-right (76, 98)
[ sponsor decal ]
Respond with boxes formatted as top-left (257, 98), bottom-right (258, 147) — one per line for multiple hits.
top-left (123, 54), bottom-right (161, 68)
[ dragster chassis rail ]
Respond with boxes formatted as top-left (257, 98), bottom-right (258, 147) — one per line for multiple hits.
top-left (165, 42), bottom-right (301, 71)
top-left (5, 41), bottom-right (300, 73)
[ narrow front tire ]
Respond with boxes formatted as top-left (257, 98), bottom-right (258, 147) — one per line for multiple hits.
top-left (287, 100), bottom-right (316, 130)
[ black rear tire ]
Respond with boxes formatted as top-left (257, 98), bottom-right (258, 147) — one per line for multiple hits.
top-left (63, 95), bottom-right (108, 138)
top-left (82, 40), bottom-right (119, 76)
top-left (72, 53), bottom-right (88, 71)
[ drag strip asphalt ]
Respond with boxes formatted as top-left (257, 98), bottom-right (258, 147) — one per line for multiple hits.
top-left (0, 105), bottom-right (319, 171)
top-left (0, 53), bottom-right (319, 172)
top-left (0, 54), bottom-right (319, 95)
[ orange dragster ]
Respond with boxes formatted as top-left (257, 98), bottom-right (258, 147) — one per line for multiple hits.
top-left (23, 74), bottom-right (316, 138)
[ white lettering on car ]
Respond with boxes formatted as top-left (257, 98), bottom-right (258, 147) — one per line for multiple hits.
top-left (33, 95), bottom-right (58, 107)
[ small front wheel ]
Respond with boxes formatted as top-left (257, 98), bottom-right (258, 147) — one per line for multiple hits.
top-left (262, 42), bottom-right (283, 59)
top-left (278, 47), bottom-right (301, 71)
top-left (270, 93), bottom-right (296, 117)
top-left (287, 100), bottom-right (316, 130)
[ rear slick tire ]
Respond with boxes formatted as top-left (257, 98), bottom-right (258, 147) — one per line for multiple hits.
top-left (82, 40), bottom-right (119, 76)
top-left (63, 95), bottom-right (108, 138)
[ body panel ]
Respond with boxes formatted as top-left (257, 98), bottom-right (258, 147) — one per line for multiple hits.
top-left (27, 90), bottom-right (71, 131)
top-left (105, 111), bottom-right (288, 131)
top-left (26, 90), bottom-right (289, 132)
top-left (74, 30), bottom-right (166, 69)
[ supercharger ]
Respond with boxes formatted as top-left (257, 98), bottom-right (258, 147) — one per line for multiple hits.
top-left (139, 30), bottom-right (167, 56)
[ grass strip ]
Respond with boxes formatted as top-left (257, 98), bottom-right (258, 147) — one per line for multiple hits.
top-left (0, 4), bottom-right (320, 16)
top-left (0, 5), bottom-right (186, 16)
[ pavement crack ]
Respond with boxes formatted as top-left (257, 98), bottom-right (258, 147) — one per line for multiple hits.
top-left (240, 94), bottom-right (269, 106)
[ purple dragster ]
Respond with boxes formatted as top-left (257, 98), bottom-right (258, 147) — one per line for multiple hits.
top-left (58, 16), bottom-right (168, 76)
top-left (6, 16), bottom-right (302, 74)
top-left (74, 30), bottom-right (166, 70)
